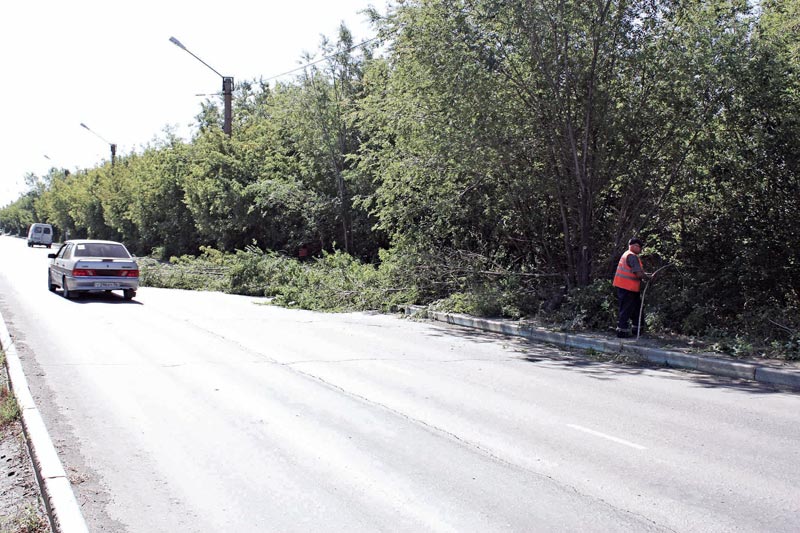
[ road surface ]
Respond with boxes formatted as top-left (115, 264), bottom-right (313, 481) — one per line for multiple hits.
top-left (1, 235), bottom-right (798, 532)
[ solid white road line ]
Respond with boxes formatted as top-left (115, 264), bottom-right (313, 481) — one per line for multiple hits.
top-left (566, 424), bottom-right (647, 450)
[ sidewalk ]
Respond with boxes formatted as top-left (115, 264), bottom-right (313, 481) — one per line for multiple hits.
top-left (408, 308), bottom-right (800, 392)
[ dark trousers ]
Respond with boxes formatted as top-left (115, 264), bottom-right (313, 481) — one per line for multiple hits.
top-left (617, 287), bottom-right (642, 331)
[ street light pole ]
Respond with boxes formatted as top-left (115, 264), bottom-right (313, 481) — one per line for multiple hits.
top-left (44, 155), bottom-right (70, 178)
top-left (222, 76), bottom-right (233, 136)
top-left (169, 36), bottom-right (233, 135)
top-left (79, 123), bottom-right (116, 168)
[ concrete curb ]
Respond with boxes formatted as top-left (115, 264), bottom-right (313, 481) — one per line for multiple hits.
top-left (413, 308), bottom-right (800, 392)
top-left (0, 312), bottom-right (90, 533)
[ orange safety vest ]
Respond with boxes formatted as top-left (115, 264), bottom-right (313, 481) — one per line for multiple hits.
top-left (613, 250), bottom-right (643, 292)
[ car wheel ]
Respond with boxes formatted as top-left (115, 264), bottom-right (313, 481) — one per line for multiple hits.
top-left (48, 269), bottom-right (57, 292)
top-left (123, 289), bottom-right (136, 301)
top-left (62, 277), bottom-right (74, 299)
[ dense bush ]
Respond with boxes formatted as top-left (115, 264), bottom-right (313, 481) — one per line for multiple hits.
top-left (538, 280), bottom-right (618, 332)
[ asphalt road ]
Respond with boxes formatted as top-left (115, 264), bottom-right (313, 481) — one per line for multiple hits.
top-left (1, 235), bottom-right (798, 532)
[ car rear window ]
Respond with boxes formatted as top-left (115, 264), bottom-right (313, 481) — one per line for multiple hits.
top-left (74, 243), bottom-right (131, 258)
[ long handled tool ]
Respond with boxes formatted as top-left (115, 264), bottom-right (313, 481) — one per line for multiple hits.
top-left (636, 263), bottom-right (673, 341)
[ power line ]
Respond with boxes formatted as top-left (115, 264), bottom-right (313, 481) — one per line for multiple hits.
top-left (261, 36), bottom-right (383, 83)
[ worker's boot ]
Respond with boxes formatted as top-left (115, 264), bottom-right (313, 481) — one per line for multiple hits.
top-left (616, 328), bottom-right (630, 338)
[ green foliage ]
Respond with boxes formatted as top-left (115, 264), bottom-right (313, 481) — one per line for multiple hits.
top-left (541, 280), bottom-right (617, 331)
top-left (265, 250), bottom-right (389, 311)
top-left (124, 137), bottom-right (200, 257)
top-left (0, 503), bottom-right (49, 533)
top-left (139, 246), bottom-right (230, 292)
top-left (140, 246), bottom-right (417, 312)
top-left (254, 248), bottom-right (413, 312)
top-left (773, 337), bottom-right (800, 361)
top-left (430, 293), bottom-right (477, 315)
top-left (428, 277), bottom-right (539, 319)
top-left (0, 197), bottom-right (36, 236)
top-left (1, 386), bottom-right (20, 427)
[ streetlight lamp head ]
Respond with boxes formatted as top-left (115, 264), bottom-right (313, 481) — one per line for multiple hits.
top-left (169, 36), bottom-right (186, 50)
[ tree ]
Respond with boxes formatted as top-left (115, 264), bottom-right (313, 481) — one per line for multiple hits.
top-left (361, 0), bottom-right (756, 295)
top-left (292, 24), bottom-right (377, 256)
top-left (658, 0), bottom-right (800, 336)
top-left (125, 135), bottom-right (200, 257)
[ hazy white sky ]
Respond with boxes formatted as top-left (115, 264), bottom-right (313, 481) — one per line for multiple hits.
top-left (0, 0), bottom-right (383, 206)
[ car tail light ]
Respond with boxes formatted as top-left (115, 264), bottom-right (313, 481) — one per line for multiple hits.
top-left (72, 269), bottom-right (96, 276)
top-left (120, 269), bottom-right (139, 277)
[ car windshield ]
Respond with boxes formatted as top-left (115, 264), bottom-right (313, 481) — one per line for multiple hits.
top-left (74, 243), bottom-right (130, 258)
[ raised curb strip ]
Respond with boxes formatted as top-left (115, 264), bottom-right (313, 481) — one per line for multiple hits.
top-left (417, 309), bottom-right (800, 392)
top-left (1, 312), bottom-right (90, 533)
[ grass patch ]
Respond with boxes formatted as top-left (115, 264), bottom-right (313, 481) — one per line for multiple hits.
top-left (0, 387), bottom-right (19, 427)
top-left (1, 350), bottom-right (20, 427)
top-left (0, 503), bottom-right (49, 533)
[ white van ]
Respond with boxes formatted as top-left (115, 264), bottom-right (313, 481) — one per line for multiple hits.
top-left (27, 223), bottom-right (54, 248)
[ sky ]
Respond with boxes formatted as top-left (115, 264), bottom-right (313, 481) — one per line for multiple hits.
top-left (0, 0), bottom-right (385, 207)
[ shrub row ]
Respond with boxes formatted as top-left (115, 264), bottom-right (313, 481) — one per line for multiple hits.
top-left (139, 247), bottom-right (799, 361)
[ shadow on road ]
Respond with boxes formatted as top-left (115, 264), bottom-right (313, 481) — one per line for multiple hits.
top-left (425, 321), bottom-right (790, 395)
top-left (52, 291), bottom-right (144, 305)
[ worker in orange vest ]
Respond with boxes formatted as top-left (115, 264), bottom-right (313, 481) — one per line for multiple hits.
top-left (612, 237), bottom-right (651, 338)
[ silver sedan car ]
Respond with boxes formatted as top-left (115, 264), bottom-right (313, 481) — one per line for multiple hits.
top-left (48, 240), bottom-right (139, 300)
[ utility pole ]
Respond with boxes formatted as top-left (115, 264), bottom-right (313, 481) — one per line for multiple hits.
top-left (170, 36), bottom-right (234, 135)
top-left (80, 123), bottom-right (116, 168)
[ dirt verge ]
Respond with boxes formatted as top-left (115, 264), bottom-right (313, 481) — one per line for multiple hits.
top-left (1, 362), bottom-right (49, 533)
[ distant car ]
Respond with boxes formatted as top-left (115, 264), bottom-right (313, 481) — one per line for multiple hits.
top-left (48, 240), bottom-right (139, 300)
top-left (27, 223), bottom-right (54, 248)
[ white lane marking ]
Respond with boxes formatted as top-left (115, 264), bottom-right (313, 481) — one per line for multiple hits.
top-left (567, 424), bottom-right (647, 450)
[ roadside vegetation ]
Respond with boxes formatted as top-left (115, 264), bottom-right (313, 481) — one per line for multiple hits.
top-left (0, 389), bottom-right (19, 427)
top-left (0, 504), bottom-right (47, 533)
top-left (140, 245), bottom-right (415, 312)
top-left (139, 247), bottom-right (800, 361)
top-left (0, 352), bottom-right (20, 426)
top-left (2, 1), bottom-right (799, 360)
